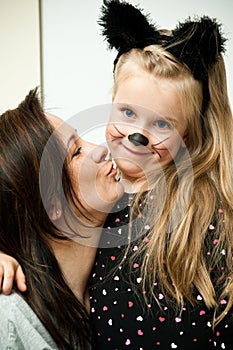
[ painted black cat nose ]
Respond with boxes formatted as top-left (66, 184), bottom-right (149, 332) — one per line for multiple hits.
top-left (128, 133), bottom-right (149, 146)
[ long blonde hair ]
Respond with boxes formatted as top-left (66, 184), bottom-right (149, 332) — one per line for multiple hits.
top-left (114, 45), bottom-right (233, 326)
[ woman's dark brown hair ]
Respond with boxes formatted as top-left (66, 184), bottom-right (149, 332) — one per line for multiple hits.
top-left (0, 89), bottom-right (94, 349)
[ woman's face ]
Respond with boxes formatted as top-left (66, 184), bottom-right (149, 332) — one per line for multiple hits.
top-left (106, 75), bottom-right (188, 184)
top-left (47, 114), bottom-right (124, 217)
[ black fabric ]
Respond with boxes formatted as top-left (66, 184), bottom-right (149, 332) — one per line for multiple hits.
top-left (90, 194), bottom-right (233, 349)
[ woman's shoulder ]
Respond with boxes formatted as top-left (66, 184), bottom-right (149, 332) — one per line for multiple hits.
top-left (0, 291), bottom-right (26, 317)
top-left (0, 291), bottom-right (57, 349)
top-left (0, 291), bottom-right (37, 322)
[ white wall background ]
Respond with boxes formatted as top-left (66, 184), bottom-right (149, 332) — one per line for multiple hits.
top-left (40, 0), bottom-right (233, 142)
top-left (0, 0), bottom-right (41, 113)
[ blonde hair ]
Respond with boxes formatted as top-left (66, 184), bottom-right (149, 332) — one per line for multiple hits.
top-left (114, 45), bottom-right (233, 326)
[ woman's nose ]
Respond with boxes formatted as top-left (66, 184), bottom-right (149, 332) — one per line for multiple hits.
top-left (90, 144), bottom-right (108, 163)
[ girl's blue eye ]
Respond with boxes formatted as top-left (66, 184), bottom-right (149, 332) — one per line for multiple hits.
top-left (155, 120), bottom-right (171, 129)
top-left (72, 146), bottom-right (82, 158)
top-left (123, 109), bottom-right (135, 118)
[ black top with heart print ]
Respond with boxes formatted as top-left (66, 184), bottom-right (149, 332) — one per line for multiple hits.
top-left (90, 193), bottom-right (232, 350)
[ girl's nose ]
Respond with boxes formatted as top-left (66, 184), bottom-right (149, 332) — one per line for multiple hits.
top-left (90, 144), bottom-right (108, 163)
top-left (128, 133), bottom-right (149, 146)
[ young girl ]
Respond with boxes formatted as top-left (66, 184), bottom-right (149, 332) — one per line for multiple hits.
top-left (89, 1), bottom-right (233, 349)
top-left (1, 1), bottom-right (233, 349)
top-left (0, 88), bottom-right (123, 349)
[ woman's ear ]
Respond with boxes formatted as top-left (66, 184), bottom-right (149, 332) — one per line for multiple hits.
top-left (181, 133), bottom-right (189, 148)
top-left (49, 202), bottom-right (62, 221)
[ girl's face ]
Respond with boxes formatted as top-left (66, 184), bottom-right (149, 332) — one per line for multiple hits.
top-left (47, 114), bottom-right (123, 216)
top-left (106, 75), bottom-right (188, 185)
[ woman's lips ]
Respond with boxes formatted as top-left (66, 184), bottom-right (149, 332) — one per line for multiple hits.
top-left (105, 161), bottom-right (117, 176)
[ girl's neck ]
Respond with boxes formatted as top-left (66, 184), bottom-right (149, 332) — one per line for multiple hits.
top-left (120, 174), bottom-right (150, 193)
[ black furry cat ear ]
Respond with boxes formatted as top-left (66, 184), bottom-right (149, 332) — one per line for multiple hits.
top-left (98, 0), bottom-right (160, 55)
top-left (98, 1), bottom-right (227, 113)
top-left (165, 16), bottom-right (226, 81)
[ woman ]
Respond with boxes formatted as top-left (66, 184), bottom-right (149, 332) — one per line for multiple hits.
top-left (0, 88), bottom-right (123, 349)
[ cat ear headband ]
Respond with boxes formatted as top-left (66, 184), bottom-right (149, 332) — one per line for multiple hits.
top-left (99, 0), bottom-right (226, 113)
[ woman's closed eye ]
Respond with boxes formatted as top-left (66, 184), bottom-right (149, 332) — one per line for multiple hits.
top-left (72, 146), bottom-right (82, 158)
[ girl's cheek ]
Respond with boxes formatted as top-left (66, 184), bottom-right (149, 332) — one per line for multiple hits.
top-left (106, 124), bottom-right (122, 140)
top-left (105, 124), bottom-right (113, 139)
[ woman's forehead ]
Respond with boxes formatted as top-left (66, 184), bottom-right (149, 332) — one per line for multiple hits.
top-left (45, 113), bottom-right (63, 128)
top-left (45, 113), bottom-right (78, 147)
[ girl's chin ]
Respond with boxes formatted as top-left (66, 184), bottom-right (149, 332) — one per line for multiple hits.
top-left (117, 160), bottom-right (145, 177)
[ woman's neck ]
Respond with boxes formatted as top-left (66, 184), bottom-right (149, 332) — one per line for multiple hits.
top-left (49, 237), bottom-right (99, 311)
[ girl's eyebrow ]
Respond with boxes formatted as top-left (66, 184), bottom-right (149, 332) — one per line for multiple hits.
top-left (117, 102), bottom-right (136, 110)
top-left (154, 115), bottom-right (179, 126)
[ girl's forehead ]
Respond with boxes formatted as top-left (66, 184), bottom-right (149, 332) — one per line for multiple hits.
top-left (113, 77), bottom-right (185, 121)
